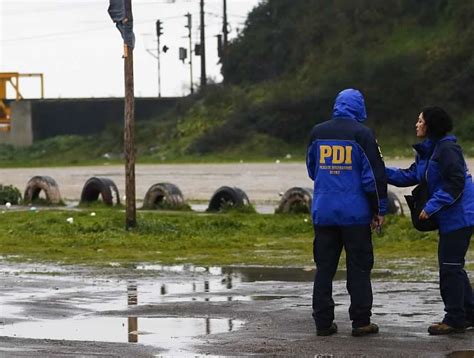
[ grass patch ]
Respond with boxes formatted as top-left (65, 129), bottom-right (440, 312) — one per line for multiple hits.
top-left (0, 210), bottom-right (471, 271)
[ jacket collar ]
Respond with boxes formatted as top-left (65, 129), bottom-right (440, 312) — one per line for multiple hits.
top-left (413, 135), bottom-right (457, 157)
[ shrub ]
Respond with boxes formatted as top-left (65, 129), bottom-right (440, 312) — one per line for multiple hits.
top-left (0, 185), bottom-right (22, 205)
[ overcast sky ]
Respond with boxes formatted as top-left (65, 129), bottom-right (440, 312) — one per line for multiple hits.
top-left (0, 0), bottom-right (261, 99)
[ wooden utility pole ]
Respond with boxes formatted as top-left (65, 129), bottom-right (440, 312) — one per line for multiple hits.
top-left (185, 13), bottom-right (194, 94)
top-left (223, 0), bottom-right (228, 52)
top-left (222, 0), bottom-right (228, 83)
top-left (156, 19), bottom-right (163, 97)
top-left (108, 0), bottom-right (136, 229)
top-left (200, 0), bottom-right (207, 88)
top-left (124, 42), bottom-right (137, 229)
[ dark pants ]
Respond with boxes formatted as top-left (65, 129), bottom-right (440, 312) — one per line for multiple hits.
top-left (438, 226), bottom-right (474, 328)
top-left (312, 225), bottom-right (374, 329)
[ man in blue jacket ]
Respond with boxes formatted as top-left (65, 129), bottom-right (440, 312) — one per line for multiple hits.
top-left (306, 88), bottom-right (387, 337)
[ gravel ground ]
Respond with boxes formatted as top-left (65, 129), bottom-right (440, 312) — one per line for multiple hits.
top-left (2, 159), bottom-right (463, 205)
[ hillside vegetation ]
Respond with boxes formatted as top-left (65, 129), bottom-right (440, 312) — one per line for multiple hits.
top-left (1, 0), bottom-right (473, 166)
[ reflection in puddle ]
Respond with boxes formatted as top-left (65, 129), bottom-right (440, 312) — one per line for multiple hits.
top-left (128, 284), bottom-right (138, 343)
top-left (135, 264), bottom-right (392, 282)
top-left (250, 295), bottom-right (299, 301)
top-left (0, 317), bottom-right (243, 353)
top-left (128, 284), bottom-right (137, 305)
top-left (123, 280), bottom-right (294, 310)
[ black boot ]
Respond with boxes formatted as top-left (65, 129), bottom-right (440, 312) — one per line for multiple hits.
top-left (316, 322), bottom-right (338, 336)
top-left (352, 323), bottom-right (379, 337)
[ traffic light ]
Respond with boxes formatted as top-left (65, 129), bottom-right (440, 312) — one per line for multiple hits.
top-left (194, 44), bottom-right (202, 56)
top-left (179, 47), bottom-right (187, 63)
top-left (217, 35), bottom-right (223, 59)
top-left (156, 19), bottom-right (163, 37)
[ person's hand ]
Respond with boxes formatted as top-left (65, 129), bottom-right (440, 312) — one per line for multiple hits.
top-left (371, 215), bottom-right (384, 232)
top-left (419, 210), bottom-right (429, 221)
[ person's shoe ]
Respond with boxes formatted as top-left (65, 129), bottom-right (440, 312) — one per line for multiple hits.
top-left (316, 322), bottom-right (338, 336)
top-left (428, 322), bottom-right (465, 335)
top-left (352, 323), bottom-right (379, 337)
top-left (464, 318), bottom-right (474, 329)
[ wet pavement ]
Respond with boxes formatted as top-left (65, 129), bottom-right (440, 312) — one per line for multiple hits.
top-left (0, 261), bottom-right (473, 357)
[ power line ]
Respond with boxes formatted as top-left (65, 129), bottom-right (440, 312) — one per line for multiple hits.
top-left (2, 0), bottom-right (197, 16)
top-left (0, 14), bottom-right (200, 44)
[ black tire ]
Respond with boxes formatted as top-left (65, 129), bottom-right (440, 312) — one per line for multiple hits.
top-left (275, 187), bottom-right (313, 214)
top-left (23, 176), bottom-right (62, 205)
top-left (142, 182), bottom-right (185, 210)
top-left (80, 177), bottom-right (120, 206)
top-left (387, 190), bottom-right (404, 215)
top-left (207, 186), bottom-right (250, 212)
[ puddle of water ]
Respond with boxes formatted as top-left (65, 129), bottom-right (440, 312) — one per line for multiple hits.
top-left (250, 295), bottom-right (299, 301)
top-left (70, 281), bottom-right (294, 313)
top-left (0, 275), bottom-right (289, 323)
top-left (222, 266), bottom-right (393, 282)
top-left (0, 263), bottom-right (399, 322)
top-left (135, 264), bottom-right (393, 282)
top-left (0, 316), bottom-right (243, 354)
top-left (0, 260), bottom-right (446, 342)
top-left (136, 264), bottom-right (314, 282)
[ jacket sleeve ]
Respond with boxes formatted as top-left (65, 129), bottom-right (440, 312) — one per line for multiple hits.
top-left (359, 129), bottom-right (388, 216)
top-left (424, 145), bottom-right (465, 216)
top-left (386, 163), bottom-right (419, 187)
top-left (306, 128), bottom-right (317, 180)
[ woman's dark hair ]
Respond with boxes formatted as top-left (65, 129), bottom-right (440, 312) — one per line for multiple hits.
top-left (421, 106), bottom-right (453, 138)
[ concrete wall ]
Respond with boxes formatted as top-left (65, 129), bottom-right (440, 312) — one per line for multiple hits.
top-left (0, 97), bottom-right (178, 146)
top-left (0, 101), bottom-right (33, 146)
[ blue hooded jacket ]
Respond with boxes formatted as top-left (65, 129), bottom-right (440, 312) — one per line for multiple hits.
top-left (306, 89), bottom-right (387, 226)
top-left (386, 135), bottom-right (474, 233)
top-left (332, 88), bottom-right (367, 122)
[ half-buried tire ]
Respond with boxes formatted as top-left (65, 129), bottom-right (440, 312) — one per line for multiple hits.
top-left (23, 176), bottom-right (62, 205)
top-left (207, 186), bottom-right (250, 212)
top-left (387, 190), bottom-right (404, 215)
top-left (275, 187), bottom-right (312, 214)
top-left (275, 188), bottom-right (403, 215)
top-left (80, 177), bottom-right (120, 206)
top-left (142, 182), bottom-right (186, 210)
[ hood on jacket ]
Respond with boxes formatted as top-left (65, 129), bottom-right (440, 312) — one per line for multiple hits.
top-left (332, 88), bottom-right (367, 122)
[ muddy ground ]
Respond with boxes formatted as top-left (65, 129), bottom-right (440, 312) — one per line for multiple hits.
top-left (0, 262), bottom-right (473, 357)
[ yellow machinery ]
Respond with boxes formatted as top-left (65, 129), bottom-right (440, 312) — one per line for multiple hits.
top-left (0, 72), bottom-right (44, 132)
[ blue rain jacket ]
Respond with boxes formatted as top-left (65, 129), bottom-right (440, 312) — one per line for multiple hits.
top-left (306, 89), bottom-right (387, 226)
top-left (386, 135), bottom-right (474, 234)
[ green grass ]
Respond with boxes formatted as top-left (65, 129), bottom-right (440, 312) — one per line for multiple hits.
top-left (0, 209), bottom-right (471, 273)
top-left (0, 209), bottom-right (312, 265)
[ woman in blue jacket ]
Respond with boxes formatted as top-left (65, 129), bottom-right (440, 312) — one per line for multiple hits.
top-left (386, 107), bottom-right (474, 335)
